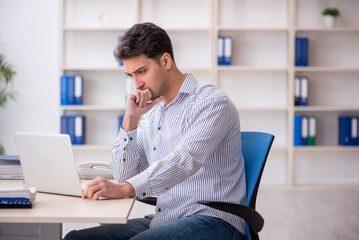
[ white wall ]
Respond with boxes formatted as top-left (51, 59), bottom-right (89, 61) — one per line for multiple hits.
top-left (0, 0), bottom-right (59, 154)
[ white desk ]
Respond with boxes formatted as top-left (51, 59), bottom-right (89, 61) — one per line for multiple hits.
top-left (0, 180), bottom-right (135, 239)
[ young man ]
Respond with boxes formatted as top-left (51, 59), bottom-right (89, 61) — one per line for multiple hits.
top-left (65, 22), bottom-right (246, 240)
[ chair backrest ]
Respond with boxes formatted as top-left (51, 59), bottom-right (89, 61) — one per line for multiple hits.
top-left (241, 132), bottom-right (274, 240)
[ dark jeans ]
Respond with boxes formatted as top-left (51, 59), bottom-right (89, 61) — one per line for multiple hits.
top-left (64, 214), bottom-right (246, 240)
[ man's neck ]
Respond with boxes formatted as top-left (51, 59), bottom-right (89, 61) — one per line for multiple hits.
top-left (162, 69), bottom-right (186, 106)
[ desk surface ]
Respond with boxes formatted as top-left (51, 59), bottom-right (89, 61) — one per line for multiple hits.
top-left (0, 180), bottom-right (135, 224)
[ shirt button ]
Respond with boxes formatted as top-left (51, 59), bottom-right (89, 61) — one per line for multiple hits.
top-left (153, 147), bottom-right (156, 151)
top-left (124, 138), bottom-right (127, 141)
top-left (158, 127), bottom-right (161, 130)
top-left (158, 208), bottom-right (162, 212)
top-left (142, 192), bottom-right (146, 196)
top-left (123, 158), bottom-right (125, 161)
top-left (129, 137), bottom-right (133, 141)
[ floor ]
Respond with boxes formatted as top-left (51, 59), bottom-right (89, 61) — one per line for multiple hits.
top-left (256, 188), bottom-right (359, 240)
top-left (63, 188), bottom-right (359, 240)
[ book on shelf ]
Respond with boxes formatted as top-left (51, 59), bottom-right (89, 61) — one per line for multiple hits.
top-left (61, 115), bottom-right (86, 145)
top-left (0, 155), bottom-right (23, 180)
top-left (218, 36), bottom-right (232, 66)
top-left (294, 76), bottom-right (308, 106)
top-left (118, 35), bottom-right (124, 66)
top-left (339, 116), bottom-right (358, 146)
top-left (61, 74), bottom-right (83, 106)
top-left (295, 37), bottom-right (309, 67)
top-left (294, 115), bottom-right (316, 146)
top-left (0, 187), bottom-right (37, 208)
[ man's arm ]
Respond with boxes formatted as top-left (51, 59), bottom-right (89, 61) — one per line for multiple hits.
top-left (83, 89), bottom-right (162, 200)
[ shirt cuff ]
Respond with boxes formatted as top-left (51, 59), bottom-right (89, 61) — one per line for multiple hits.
top-left (126, 172), bottom-right (152, 199)
top-left (118, 127), bottom-right (137, 148)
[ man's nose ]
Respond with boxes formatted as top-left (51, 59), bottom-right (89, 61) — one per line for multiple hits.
top-left (133, 76), bottom-right (144, 90)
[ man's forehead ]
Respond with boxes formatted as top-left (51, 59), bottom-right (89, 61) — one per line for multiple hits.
top-left (123, 55), bottom-right (152, 74)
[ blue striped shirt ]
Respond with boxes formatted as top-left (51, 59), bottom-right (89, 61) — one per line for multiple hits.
top-left (111, 73), bottom-right (246, 235)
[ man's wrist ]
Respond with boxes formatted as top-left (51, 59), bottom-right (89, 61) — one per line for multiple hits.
top-left (122, 115), bottom-right (140, 132)
top-left (122, 182), bottom-right (135, 197)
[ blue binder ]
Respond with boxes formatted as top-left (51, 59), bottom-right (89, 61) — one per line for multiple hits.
top-left (223, 36), bottom-right (233, 65)
top-left (61, 115), bottom-right (68, 135)
top-left (118, 36), bottom-right (124, 66)
top-left (351, 117), bottom-right (358, 145)
top-left (300, 76), bottom-right (308, 106)
top-left (67, 76), bottom-right (75, 105)
top-left (294, 115), bottom-right (302, 146)
top-left (301, 116), bottom-right (308, 145)
top-left (339, 116), bottom-right (351, 145)
top-left (74, 75), bottom-right (83, 105)
top-left (73, 115), bottom-right (85, 145)
top-left (61, 75), bottom-right (68, 105)
top-left (68, 116), bottom-right (75, 144)
top-left (118, 115), bottom-right (124, 132)
top-left (217, 36), bottom-right (224, 65)
top-left (295, 37), bottom-right (309, 66)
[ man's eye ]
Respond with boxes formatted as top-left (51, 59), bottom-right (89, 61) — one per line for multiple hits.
top-left (138, 70), bottom-right (145, 74)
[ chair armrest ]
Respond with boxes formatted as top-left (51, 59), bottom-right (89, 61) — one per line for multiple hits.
top-left (198, 201), bottom-right (264, 233)
top-left (136, 197), bottom-right (157, 206)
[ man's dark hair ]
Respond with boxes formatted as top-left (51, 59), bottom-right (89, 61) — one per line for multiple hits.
top-left (114, 22), bottom-right (175, 63)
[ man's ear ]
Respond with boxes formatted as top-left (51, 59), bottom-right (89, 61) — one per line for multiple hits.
top-left (160, 53), bottom-right (172, 70)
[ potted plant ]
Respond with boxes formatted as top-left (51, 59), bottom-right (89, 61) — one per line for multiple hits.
top-left (0, 54), bottom-right (16, 155)
top-left (322, 8), bottom-right (340, 28)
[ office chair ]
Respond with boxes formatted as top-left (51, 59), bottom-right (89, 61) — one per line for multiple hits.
top-left (138, 131), bottom-right (274, 240)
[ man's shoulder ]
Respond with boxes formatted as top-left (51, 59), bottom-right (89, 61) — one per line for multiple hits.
top-left (193, 82), bottom-right (227, 101)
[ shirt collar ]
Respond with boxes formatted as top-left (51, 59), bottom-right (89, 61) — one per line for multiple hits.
top-left (154, 72), bottom-right (197, 111)
top-left (178, 72), bottom-right (197, 95)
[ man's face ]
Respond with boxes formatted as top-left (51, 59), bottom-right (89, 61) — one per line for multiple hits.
top-left (123, 54), bottom-right (169, 100)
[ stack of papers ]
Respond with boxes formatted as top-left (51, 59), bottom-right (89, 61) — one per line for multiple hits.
top-left (0, 155), bottom-right (23, 180)
top-left (0, 187), bottom-right (37, 208)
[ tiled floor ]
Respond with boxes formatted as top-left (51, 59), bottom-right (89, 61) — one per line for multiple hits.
top-left (63, 188), bottom-right (359, 240)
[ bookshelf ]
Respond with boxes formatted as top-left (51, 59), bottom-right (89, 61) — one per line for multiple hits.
top-left (59, 0), bottom-right (359, 187)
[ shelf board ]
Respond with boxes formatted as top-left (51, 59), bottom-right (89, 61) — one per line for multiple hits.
top-left (295, 27), bottom-right (359, 33)
top-left (295, 67), bottom-right (359, 72)
top-left (218, 27), bottom-right (288, 32)
top-left (217, 66), bottom-right (288, 72)
top-left (62, 66), bottom-right (124, 71)
top-left (60, 105), bottom-right (126, 111)
top-left (294, 106), bottom-right (359, 112)
top-left (62, 27), bottom-right (128, 32)
top-left (294, 146), bottom-right (359, 152)
top-left (165, 27), bottom-right (210, 32)
top-left (237, 107), bottom-right (288, 112)
top-left (72, 144), bottom-right (112, 151)
top-left (62, 66), bottom-right (209, 72)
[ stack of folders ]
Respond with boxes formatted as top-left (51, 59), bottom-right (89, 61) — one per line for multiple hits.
top-left (61, 115), bottom-right (86, 145)
top-left (294, 76), bottom-right (308, 106)
top-left (339, 116), bottom-right (359, 146)
top-left (61, 75), bottom-right (83, 105)
top-left (218, 36), bottom-right (232, 65)
top-left (0, 187), bottom-right (37, 208)
top-left (294, 115), bottom-right (316, 146)
top-left (0, 155), bottom-right (23, 180)
top-left (295, 37), bottom-right (309, 66)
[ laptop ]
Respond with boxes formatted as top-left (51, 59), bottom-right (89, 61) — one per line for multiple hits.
top-left (14, 132), bottom-right (83, 197)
